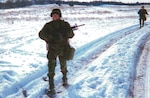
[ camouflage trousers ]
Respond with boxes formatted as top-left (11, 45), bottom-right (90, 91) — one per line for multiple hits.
top-left (139, 17), bottom-right (146, 27)
top-left (47, 46), bottom-right (67, 89)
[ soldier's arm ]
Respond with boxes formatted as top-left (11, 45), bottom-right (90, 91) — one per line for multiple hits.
top-left (143, 9), bottom-right (148, 15)
top-left (65, 22), bottom-right (74, 38)
top-left (39, 23), bottom-right (52, 42)
top-left (146, 10), bottom-right (149, 15)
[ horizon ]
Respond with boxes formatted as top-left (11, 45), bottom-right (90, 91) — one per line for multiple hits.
top-left (64, 0), bottom-right (150, 3)
top-left (66, 0), bottom-right (150, 3)
top-left (0, 0), bottom-right (150, 3)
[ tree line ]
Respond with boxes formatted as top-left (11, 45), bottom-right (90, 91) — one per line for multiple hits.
top-left (0, 0), bottom-right (59, 9)
top-left (0, 0), bottom-right (150, 9)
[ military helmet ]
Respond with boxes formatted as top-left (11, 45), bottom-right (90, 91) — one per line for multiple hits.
top-left (50, 8), bottom-right (62, 17)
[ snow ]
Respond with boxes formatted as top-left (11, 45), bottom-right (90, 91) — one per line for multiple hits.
top-left (133, 37), bottom-right (150, 98)
top-left (0, 4), bottom-right (150, 98)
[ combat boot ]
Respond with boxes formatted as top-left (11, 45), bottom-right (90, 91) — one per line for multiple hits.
top-left (47, 88), bottom-right (55, 94)
top-left (62, 76), bottom-right (68, 86)
top-left (48, 76), bottom-right (55, 94)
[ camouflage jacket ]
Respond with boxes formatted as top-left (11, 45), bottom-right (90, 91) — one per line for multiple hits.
top-left (138, 9), bottom-right (148, 19)
top-left (39, 20), bottom-right (74, 47)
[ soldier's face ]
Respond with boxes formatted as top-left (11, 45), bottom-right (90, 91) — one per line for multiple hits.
top-left (52, 14), bottom-right (60, 20)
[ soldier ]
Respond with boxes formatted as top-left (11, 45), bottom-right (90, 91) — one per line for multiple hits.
top-left (39, 8), bottom-right (74, 94)
top-left (138, 6), bottom-right (149, 28)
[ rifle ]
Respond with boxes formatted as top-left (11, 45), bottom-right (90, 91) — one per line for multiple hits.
top-left (71, 24), bottom-right (85, 30)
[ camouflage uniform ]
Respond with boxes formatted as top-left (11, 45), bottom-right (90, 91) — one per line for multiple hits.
top-left (39, 16), bottom-right (74, 92)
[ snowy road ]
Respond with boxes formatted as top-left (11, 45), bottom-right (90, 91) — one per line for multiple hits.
top-left (0, 4), bottom-right (150, 98)
top-left (134, 36), bottom-right (150, 98)
top-left (145, 40), bottom-right (150, 98)
top-left (1, 23), bottom-right (150, 98)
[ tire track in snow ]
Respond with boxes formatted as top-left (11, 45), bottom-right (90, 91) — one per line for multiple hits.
top-left (145, 45), bottom-right (150, 98)
top-left (72, 25), bottom-right (139, 66)
top-left (65, 25), bottom-right (150, 98)
top-left (0, 24), bottom-right (44, 56)
top-left (36, 25), bottom-right (139, 97)
top-left (0, 26), bottom-right (37, 46)
top-left (0, 25), bottom-right (46, 98)
top-left (133, 34), bottom-right (150, 98)
top-left (5, 24), bottom-right (143, 98)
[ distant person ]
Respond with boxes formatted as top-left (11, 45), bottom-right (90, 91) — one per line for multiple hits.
top-left (39, 8), bottom-right (74, 94)
top-left (138, 6), bottom-right (149, 28)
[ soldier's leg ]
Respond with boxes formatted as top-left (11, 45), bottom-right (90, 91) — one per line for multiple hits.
top-left (139, 19), bottom-right (142, 28)
top-left (48, 59), bottom-right (56, 91)
top-left (47, 51), bottom-right (56, 93)
top-left (59, 55), bottom-right (68, 85)
top-left (142, 19), bottom-right (144, 27)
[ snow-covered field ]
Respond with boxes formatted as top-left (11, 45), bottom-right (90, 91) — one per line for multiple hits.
top-left (0, 4), bottom-right (150, 98)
